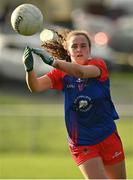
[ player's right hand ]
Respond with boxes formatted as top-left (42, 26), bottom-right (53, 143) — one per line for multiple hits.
top-left (22, 46), bottom-right (33, 72)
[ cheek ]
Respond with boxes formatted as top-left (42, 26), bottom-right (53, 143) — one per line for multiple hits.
top-left (84, 49), bottom-right (90, 56)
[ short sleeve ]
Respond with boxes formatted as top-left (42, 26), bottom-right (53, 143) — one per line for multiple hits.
top-left (47, 68), bottom-right (65, 90)
top-left (89, 59), bottom-right (109, 81)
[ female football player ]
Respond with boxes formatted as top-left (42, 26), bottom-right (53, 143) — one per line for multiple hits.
top-left (22, 30), bottom-right (126, 179)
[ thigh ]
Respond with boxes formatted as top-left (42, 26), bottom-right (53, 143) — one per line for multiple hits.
top-left (69, 144), bottom-right (99, 166)
top-left (105, 160), bottom-right (126, 179)
top-left (79, 157), bottom-right (108, 179)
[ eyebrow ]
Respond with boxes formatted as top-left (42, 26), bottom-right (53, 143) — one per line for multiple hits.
top-left (71, 42), bottom-right (87, 46)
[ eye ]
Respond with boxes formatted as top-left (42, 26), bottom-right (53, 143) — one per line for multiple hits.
top-left (71, 45), bottom-right (77, 49)
top-left (81, 44), bottom-right (87, 48)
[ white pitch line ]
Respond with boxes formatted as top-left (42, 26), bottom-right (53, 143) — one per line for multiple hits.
top-left (0, 104), bottom-right (64, 117)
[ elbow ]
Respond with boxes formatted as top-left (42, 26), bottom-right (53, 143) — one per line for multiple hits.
top-left (26, 81), bottom-right (42, 93)
top-left (28, 85), bottom-right (40, 93)
top-left (29, 88), bottom-right (36, 93)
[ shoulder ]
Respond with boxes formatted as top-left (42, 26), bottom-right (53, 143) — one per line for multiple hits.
top-left (46, 68), bottom-right (65, 90)
top-left (47, 68), bottom-right (65, 78)
top-left (88, 58), bottom-right (107, 68)
top-left (88, 58), bottom-right (109, 81)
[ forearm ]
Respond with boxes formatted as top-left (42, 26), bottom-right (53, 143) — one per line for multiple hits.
top-left (52, 59), bottom-right (100, 78)
top-left (26, 70), bottom-right (41, 92)
top-left (53, 59), bottom-right (85, 78)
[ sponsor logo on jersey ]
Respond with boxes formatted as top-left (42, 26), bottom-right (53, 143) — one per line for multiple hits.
top-left (73, 95), bottom-right (93, 112)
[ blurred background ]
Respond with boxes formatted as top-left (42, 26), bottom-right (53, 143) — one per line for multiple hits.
top-left (0, 0), bottom-right (133, 179)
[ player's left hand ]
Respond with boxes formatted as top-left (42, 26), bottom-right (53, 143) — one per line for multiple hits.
top-left (32, 48), bottom-right (54, 66)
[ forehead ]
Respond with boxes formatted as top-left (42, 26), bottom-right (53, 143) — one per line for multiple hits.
top-left (67, 35), bottom-right (88, 44)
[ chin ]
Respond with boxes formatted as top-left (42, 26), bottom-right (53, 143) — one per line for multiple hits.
top-left (76, 59), bottom-right (88, 65)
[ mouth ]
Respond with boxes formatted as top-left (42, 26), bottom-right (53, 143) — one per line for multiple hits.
top-left (77, 54), bottom-right (83, 57)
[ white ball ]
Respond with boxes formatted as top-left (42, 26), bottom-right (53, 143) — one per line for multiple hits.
top-left (11, 4), bottom-right (44, 36)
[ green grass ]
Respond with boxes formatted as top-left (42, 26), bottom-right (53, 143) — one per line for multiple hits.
top-left (0, 119), bottom-right (132, 179)
top-left (0, 152), bottom-right (133, 179)
top-left (0, 114), bottom-right (133, 178)
top-left (116, 120), bottom-right (133, 179)
top-left (0, 118), bottom-right (133, 179)
top-left (110, 72), bottom-right (133, 104)
top-left (0, 154), bottom-right (82, 179)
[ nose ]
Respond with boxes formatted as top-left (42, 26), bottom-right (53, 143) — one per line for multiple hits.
top-left (77, 46), bottom-right (81, 52)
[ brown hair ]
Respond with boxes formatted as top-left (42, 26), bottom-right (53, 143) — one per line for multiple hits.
top-left (41, 29), bottom-right (91, 62)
